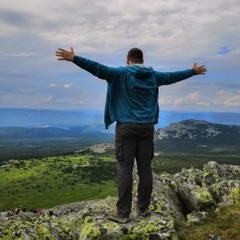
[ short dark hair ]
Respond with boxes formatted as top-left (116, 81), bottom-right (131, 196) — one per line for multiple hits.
top-left (127, 48), bottom-right (144, 64)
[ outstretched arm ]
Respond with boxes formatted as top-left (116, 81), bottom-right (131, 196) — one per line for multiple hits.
top-left (55, 47), bottom-right (75, 61)
top-left (156, 62), bottom-right (207, 86)
top-left (192, 62), bottom-right (207, 75)
top-left (55, 47), bottom-right (121, 82)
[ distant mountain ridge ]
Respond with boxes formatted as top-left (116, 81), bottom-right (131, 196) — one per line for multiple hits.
top-left (0, 126), bottom-right (106, 139)
top-left (155, 119), bottom-right (240, 141)
top-left (1, 108), bottom-right (240, 130)
top-left (154, 119), bottom-right (240, 153)
top-left (0, 118), bottom-right (239, 160)
top-left (1, 119), bottom-right (239, 141)
top-left (0, 119), bottom-right (239, 142)
top-left (0, 108), bottom-right (104, 129)
top-left (72, 120), bottom-right (240, 155)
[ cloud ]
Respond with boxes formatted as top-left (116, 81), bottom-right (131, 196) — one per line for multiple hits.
top-left (0, 51), bottom-right (35, 57)
top-left (0, 0), bottom-right (239, 112)
top-left (173, 92), bottom-right (201, 106)
top-left (186, 92), bottom-right (200, 101)
top-left (159, 88), bottom-right (240, 112)
top-left (63, 83), bottom-right (73, 89)
top-left (49, 83), bottom-right (74, 89)
top-left (215, 90), bottom-right (240, 106)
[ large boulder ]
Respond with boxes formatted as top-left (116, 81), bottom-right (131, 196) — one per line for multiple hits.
top-left (174, 182), bottom-right (216, 212)
top-left (209, 180), bottom-right (240, 204)
top-left (203, 161), bottom-right (240, 186)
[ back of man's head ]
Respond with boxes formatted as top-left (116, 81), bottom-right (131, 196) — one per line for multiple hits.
top-left (127, 48), bottom-right (144, 64)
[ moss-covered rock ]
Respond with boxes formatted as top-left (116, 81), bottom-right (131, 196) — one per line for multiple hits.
top-left (0, 161), bottom-right (239, 239)
top-left (176, 182), bottom-right (216, 212)
top-left (203, 161), bottom-right (240, 187)
top-left (209, 180), bottom-right (240, 204)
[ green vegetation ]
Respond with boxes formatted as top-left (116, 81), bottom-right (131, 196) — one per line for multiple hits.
top-left (1, 149), bottom-right (239, 211)
top-left (0, 154), bottom-right (117, 210)
top-left (0, 136), bottom-right (114, 160)
top-left (175, 204), bottom-right (240, 240)
top-left (152, 152), bottom-right (240, 174)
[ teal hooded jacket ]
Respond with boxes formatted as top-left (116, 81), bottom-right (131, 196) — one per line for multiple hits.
top-left (73, 56), bottom-right (196, 129)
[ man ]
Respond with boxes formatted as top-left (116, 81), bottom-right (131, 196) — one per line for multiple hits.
top-left (55, 47), bottom-right (207, 223)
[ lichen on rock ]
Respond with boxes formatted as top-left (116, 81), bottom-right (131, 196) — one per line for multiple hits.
top-left (0, 161), bottom-right (239, 239)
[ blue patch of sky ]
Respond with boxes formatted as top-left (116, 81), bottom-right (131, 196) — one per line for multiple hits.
top-left (217, 45), bottom-right (231, 55)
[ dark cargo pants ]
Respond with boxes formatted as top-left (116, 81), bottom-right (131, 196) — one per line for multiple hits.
top-left (115, 122), bottom-right (154, 218)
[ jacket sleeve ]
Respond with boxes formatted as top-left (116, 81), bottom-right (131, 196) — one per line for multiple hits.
top-left (155, 69), bottom-right (196, 86)
top-left (72, 56), bottom-right (121, 82)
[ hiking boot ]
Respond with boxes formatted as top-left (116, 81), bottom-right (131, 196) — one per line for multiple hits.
top-left (109, 210), bottom-right (131, 224)
top-left (136, 207), bottom-right (151, 217)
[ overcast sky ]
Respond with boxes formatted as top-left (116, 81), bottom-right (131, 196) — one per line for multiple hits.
top-left (0, 0), bottom-right (239, 113)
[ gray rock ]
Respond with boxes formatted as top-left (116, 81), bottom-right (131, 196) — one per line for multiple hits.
top-left (203, 161), bottom-right (240, 187)
top-left (0, 161), bottom-right (239, 239)
top-left (209, 180), bottom-right (240, 204)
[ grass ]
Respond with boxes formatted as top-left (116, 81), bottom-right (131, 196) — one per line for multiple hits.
top-left (0, 155), bottom-right (117, 210)
top-left (152, 152), bottom-right (240, 174)
top-left (175, 204), bottom-right (240, 240)
top-left (0, 137), bottom-right (114, 160)
top-left (0, 150), bottom-right (239, 211)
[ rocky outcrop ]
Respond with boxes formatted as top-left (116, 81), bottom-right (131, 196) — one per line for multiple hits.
top-left (154, 120), bottom-right (240, 141)
top-left (0, 161), bottom-right (239, 240)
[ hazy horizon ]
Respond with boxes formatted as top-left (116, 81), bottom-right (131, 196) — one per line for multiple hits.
top-left (1, 108), bottom-right (239, 132)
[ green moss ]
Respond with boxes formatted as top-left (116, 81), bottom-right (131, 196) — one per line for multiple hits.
top-left (144, 223), bottom-right (158, 232)
top-left (156, 203), bottom-right (162, 213)
top-left (229, 183), bottom-right (240, 204)
top-left (104, 220), bottom-right (118, 233)
top-left (170, 180), bottom-right (178, 191)
top-left (171, 232), bottom-right (179, 240)
top-left (80, 217), bottom-right (102, 239)
top-left (125, 217), bottom-right (173, 240)
top-left (26, 221), bottom-right (33, 227)
top-left (2, 233), bottom-right (16, 240)
top-left (36, 223), bottom-right (51, 240)
top-left (211, 183), bottom-right (221, 191)
top-left (191, 187), bottom-right (213, 208)
top-left (124, 233), bottom-right (149, 240)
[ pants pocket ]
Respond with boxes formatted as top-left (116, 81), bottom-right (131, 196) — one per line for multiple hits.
top-left (115, 140), bottom-right (123, 162)
top-left (151, 142), bottom-right (154, 160)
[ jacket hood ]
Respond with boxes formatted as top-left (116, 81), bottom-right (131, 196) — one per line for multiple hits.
top-left (125, 65), bottom-right (153, 79)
